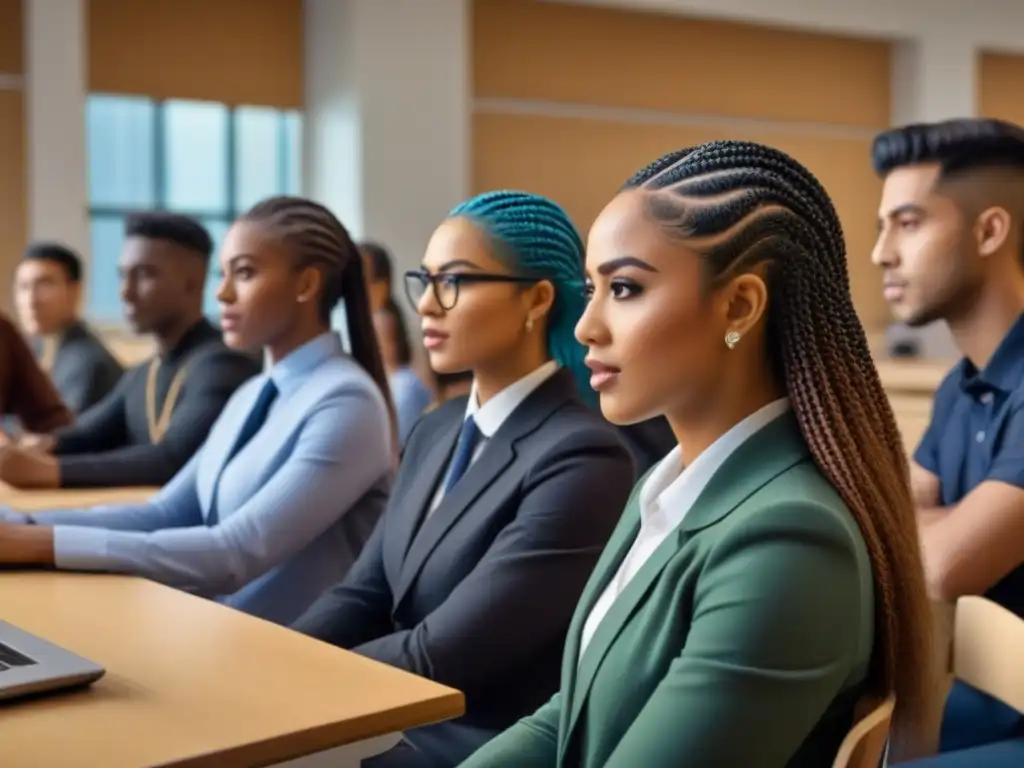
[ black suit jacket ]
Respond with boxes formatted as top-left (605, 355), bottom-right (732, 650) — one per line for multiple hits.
top-left (292, 369), bottom-right (636, 765)
top-left (52, 320), bottom-right (261, 488)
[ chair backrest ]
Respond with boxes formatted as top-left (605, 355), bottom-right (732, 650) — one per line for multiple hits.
top-left (832, 694), bottom-right (896, 768)
top-left (954, 595), bottom-right (1024, 715)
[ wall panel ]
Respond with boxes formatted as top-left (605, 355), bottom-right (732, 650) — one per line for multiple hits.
top-left (88, 0), bottom-right (303, 107)
top-left (979, 52), bottom-right (1024, 127)
top-left (473, 0), bottom-right (891, 128)
top-left (0, 89), bottom-right (25, 312)
top-left (474, 113), bottom-right (887, 329)
top-left (0, 0), bottom-right (22, 74)
top-left (471, 0), bottom-right (891, 331)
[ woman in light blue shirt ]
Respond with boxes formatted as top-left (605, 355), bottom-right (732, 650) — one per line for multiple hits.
top-left (0, 196), bottom-right (396, 627)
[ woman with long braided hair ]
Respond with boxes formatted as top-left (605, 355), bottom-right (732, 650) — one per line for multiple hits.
top-left (292, 191), bottom-right (636, 768)
top-left (461, 143), bottom-right (935, 767)
top-left (0, 195), bottom-right (397, 628)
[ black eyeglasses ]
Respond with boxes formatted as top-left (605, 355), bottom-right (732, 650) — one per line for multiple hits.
top-left (403, 269), bottom-right (538, 311)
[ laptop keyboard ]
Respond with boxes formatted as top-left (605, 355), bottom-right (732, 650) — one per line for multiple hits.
top-left (0, 641), bottom-right (37, 671)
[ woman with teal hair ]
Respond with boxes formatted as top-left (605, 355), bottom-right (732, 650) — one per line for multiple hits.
top-left (291, 190), bottom-right (637, 768)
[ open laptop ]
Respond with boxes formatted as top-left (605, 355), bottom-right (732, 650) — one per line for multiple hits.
top-left (0, 621), bottom-right (105, 702)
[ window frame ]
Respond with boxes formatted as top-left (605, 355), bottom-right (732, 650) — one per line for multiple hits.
top-left (86, 94), bottom-right (300, 324)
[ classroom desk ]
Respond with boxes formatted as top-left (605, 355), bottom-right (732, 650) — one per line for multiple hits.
top-left (0, 484), bottom-right (158, 511)
top-left (0, 572), bottom-right (464, 767)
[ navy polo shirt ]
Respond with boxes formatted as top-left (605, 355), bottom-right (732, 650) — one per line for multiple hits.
top-left (916, 313), bottom-right (1024, 617)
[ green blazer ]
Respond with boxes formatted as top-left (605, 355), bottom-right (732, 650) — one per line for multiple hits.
top-left (461, 412), bottom-right (874, 767)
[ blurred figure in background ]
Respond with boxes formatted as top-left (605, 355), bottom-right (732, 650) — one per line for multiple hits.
top-left (14, 242), bottom-right (124, 414)
top-left (374, 298), bottom-right (432, 445)
top-left (360, 240), bottom-right (395, 313)
top-left (0, 312), bottom-right (72, 434)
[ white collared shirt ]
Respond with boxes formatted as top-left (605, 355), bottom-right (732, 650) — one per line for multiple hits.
top-left (578, 397), bottom-right (792, 661)
top-left (426, 360), bottom-right (560, 516)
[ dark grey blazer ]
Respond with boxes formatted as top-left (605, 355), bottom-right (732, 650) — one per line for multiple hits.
top-left (35, 321), bottom-right (124, 414)
top-left (292, 368), bottom-right (636, 766)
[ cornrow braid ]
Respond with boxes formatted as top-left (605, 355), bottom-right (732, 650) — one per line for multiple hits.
top-left (450, 190), bottom-right (595, 406)
top-left (626, 142), bottom-right (933, 758)
top-left (240, 195), bottom-right (397, 443)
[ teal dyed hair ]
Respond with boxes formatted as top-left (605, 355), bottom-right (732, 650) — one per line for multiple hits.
top-left (449, 190), bottom-right (595, 406)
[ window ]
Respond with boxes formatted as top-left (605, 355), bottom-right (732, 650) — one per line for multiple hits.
top-left (86, 95), bottom-right (302, 321)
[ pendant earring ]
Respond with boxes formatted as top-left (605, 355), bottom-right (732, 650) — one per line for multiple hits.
top-left (526, 317), bottom-right (534, 333)
top-left (725, 331), bottom-right (741, 349)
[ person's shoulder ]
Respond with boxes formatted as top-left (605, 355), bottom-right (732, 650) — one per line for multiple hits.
top-left (725, 459), bottom-right (869, 562)
top-left (536, 397), bottom-right (631, 450)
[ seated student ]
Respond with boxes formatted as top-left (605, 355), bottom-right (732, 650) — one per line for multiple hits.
top-left (871, 119), bottom-right (1024, 765)
top-left (0, 312), bottom-right (72, 433)
top-left (14, 242), bottom-right (124, 413)
top-left (0, 196), bottom-right (395, 627)
top-left (374, 298), bottom-right (433, 444)
top-left (291, 191), bottom-right (637, 768)
top-left (462, 143), bottom-right (937, 767)
top-left (0, 213), bottom-right (261, 489)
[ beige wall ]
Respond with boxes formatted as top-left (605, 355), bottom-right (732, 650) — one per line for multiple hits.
top-left (0, 0), bottom-right (24, 313)
top-left (471, 0), bottom-right (893, 332)
top-left (979, 52), bottom-right (1024, 126)
top-left (88, 0), bottom-right (303, 107)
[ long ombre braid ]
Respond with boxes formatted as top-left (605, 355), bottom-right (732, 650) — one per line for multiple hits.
top-left (625, 141), bottom-right (934, 758)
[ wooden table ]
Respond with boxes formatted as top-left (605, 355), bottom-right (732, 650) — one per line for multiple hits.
top-left (0, 485), bottom-right (158, 512)
top-left (0, 572), bottom-right (464, 767)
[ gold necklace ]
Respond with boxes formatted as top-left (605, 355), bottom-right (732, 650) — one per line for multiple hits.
top-left (38, 336), bottom-right (59, 373)
top-left (146, 358), bottom-right (189, 444)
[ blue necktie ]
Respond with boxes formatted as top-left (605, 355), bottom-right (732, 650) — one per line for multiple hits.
top-left (208, 379), bottom-right (278, 525)
top-left (443, 416), bottom-right (482, 495)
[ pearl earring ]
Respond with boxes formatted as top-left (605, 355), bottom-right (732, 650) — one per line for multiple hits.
top-left (526, 317), bottom-right (534, 333)
top-left (725, 331), bottom-right (741, 349)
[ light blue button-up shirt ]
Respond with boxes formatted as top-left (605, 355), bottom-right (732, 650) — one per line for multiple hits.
top-left (17, 332), bottom-right (394, 626)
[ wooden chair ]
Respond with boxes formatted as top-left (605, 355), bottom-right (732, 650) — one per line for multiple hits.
top-left (832, 694), bottom-right (896, 768)
top-left (953, 596), bottom-right (1024, 716)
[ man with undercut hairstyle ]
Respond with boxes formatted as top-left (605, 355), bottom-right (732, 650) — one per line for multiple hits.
top-left (872, 118), bottom-right (1024, 765)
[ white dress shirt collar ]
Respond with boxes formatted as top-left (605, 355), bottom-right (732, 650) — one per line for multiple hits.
top-left (638, 397), bottom-right (792, 531)
top-left (466, 360), bottom-right (560, 438)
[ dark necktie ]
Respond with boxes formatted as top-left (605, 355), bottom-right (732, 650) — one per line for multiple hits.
top-left (443, 416), bottom-right (482, 495)
top-left (207, 378), bottom-right (278, 525)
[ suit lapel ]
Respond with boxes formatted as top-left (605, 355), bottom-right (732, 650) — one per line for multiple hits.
top-left (388, 417), bottom-right (461, 578)
top-left (392, 369), bottom-right (576, 609)
top-left (562, 411), bottom-right (809, 749)
top-left (557, 487), bottom-right (644, 750)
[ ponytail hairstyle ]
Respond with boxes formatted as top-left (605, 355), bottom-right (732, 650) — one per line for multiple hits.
top-left (449, 190), bottom-right (595, 405)
top-left (239, 195), bottom-right (397, 439)
top-left (623, 142), bottom-right (934, 759)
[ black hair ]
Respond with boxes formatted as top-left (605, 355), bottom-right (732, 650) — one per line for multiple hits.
top-left (22, 242), bottom-right (82, 282)
top-left (124, 212), bottom-right (214, 261)
top-left (359, 241), bottom-right (394, 287)
top-left (381, 297), bottom-right (413, 367)
top-left (240, 195), bottom-right (396, 436)
top-left (872, 118), bottom-right (1024, 179)
top-left (624, 141), bottom-right (933, 758)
